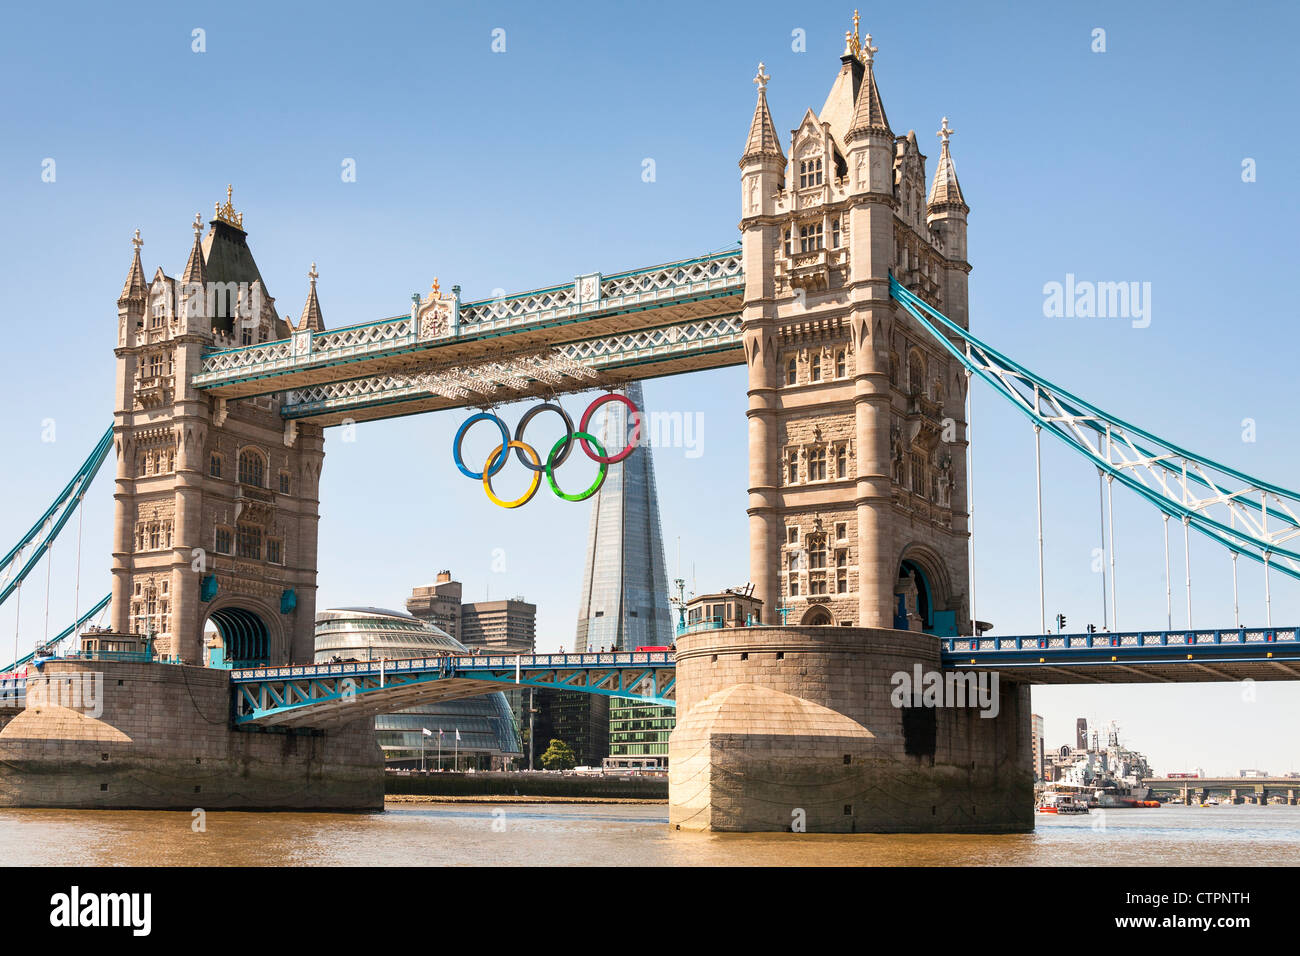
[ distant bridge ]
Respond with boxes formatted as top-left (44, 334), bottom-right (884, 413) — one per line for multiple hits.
top-left (1144, 777), bottom-right (1300, 803)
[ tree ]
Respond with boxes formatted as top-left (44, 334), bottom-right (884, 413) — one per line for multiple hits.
top-left (539, 738), bottom-right (576, 771)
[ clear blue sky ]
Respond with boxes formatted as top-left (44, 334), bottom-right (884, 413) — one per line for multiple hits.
top-left (1, 0), bottom-right (1298, 774)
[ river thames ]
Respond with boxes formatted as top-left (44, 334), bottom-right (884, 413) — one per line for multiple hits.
top-left (2, 803), bottom-right (1298, 866)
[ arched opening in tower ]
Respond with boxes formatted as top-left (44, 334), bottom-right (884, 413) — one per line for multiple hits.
top-left (204, 607), bottom-right (270, 667)
top-left (897, 559), bottom-right (934, 633)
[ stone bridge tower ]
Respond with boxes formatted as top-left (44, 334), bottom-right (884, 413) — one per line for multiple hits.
top-left (111, 191), bottom-right (325, 666)
top-left (741, 26), bottom-right (973, 634)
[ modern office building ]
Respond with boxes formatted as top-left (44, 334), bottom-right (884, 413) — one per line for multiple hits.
top-left (534, 690), bottom-right (611, 768)
top-left (460, 598), bottom-right (536, 654)
top-left (574, 380), bottom-right (673, 653)
top-left (314, 607), bottom-right (521, 769)
top-left (1031, 713), bottom-right (1045, 782)
top-left (608, 697), bottom-right (675, 768)
top-left (405, 571), bottom-right (463, 641)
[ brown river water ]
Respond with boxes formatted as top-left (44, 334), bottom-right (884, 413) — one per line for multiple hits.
top-left (2, 802), bottom-right (1297, 866)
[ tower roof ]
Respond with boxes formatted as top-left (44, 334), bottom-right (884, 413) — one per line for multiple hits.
top-left (118, 230), bottom-right (148, 305)
top-left (298, 263), bottom-right (325, 332)
top-left (927, 117), bottom-right (967, 208)
top-left (740, 63), bottom-right (785, 165)
top-left (845, 32), bottom-right (891, 141)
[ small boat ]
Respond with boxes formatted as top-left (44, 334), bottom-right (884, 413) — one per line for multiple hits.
top-left (1037, 791), bottom-right (1089, 814)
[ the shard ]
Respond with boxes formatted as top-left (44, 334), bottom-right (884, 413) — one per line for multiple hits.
top-left (573, 380), bottom-right (673, 652)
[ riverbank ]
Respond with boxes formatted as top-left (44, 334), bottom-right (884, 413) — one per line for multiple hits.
top-left (385, 770), bottom-right (669, 801)
top-left (386, 794), bottom-right (666, 805)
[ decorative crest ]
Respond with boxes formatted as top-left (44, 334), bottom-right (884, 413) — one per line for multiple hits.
top-left (214, 184), bottom-right (244, 229)
top-left (753, 62), bottom-right (769, 93)
top-left (309, 262), bottom-right (319, 286)
top-left (861, 32), bottom-right (877, 65)
top-left (431, 277), bottom-right (441, 299)
top-left (131, 228), bottom-right (143, 253)
top-left (937, 116), bottom-right (954, 146)
top-left (192, 213), bottom-right (203, 236)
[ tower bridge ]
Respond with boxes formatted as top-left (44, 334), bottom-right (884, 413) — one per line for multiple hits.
top-left (1, 14), bottom-right (1297, 831)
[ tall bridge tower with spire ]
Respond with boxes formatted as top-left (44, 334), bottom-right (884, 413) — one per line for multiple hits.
top-left (740, 21), bottom-right (972, 634)
top-left (111, 190), bottom-right (327, 666)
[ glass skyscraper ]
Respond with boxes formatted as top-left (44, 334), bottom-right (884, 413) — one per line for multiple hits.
top-left (574, 380), bottom-right (673, 652)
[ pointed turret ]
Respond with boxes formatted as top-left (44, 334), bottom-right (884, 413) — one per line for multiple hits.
top-left (926, 117), bottom-right (971, 330)
top-left (298, 263), bottom-right (325, 332)
top-left (740, 62), bottom-right (785, 166)
top-left (118, 230), bottom-right (148, 306)
top-left (927, 117), bottom-right (967, 210)
top-left (844, 34), bottom-right (890, 141)
top-left (181, 213), bottom-right (208, 286)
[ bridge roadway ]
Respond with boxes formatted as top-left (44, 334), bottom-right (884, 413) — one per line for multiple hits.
top-left (941, 627), bottom-right (1300, 684)
top-left (230, 650), bottom-right (677, 729)
top-left (191, 251), bottom-right (744, 426)
top-left (5, 628), bottom-right (1297, 728)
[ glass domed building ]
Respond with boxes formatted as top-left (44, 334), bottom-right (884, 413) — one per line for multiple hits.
top-left (314, 607), bottom-right (522, 769)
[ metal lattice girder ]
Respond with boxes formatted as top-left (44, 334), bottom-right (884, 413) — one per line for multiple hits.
top-left (0, 425), bottom-right (112, 608)
top-left (230, 651), bottom-right (676, 729)
top-left (278, 315), bottom-right (743, 422)
top-left (890, 277), bottom-right (1300, 582)
top-left (193, 250), bottom-right (743, 398)
top-left (940, 628), bottom-right (1300, 684)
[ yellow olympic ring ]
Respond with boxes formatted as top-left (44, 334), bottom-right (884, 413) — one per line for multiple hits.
top-left (482, 441), bottom-right (542, 508)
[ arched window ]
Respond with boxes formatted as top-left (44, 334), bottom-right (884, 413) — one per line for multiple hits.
top-left (908, 350), bottom-right (925, 396)
top-left (210, 453), bottom-right (222, 478)
top-left (836, 445), bottom-right (847, 478)
top-left (810, 354), bottom-right (821, 382)
top-left (787, 358), bottom-right (797, 386)
top-left (237, 449), bottom-right (265, 488)
top-left (835, 350), bottom-right (846, 378)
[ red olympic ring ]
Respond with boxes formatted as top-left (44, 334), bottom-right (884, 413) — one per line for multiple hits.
top-left (578, 393), bottom-right (642, 464)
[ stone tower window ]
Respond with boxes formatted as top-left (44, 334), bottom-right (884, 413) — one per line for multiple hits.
top-left (831, 217), bottom-right (841, 249)
top-left (210, 452), bottom-right (222, 478)
top-left (787, 358), bottom-right (797, 385)
top-left (236, 523), bottom-right (262, 560)
top-left (787, 451), bottom-right (798, 484)
top-left (278, 471), bottom-right (291, 495)
top-left (809, 447), bottom-right (827, 481)
top-left (783, 229), bottom-right (792, 256)
top-left (238, 449), bottom-right (265, 488)
top-left (810, 354), bottom-right (821, 381)
top-left (787, 526), bottom-right (799, 545)
top-left (835, 350), bottom-right (846, 378)
top-left (889, 353), bottom-right (900, 388)
top-left (836, 445), bottom-right (847, 478)
top-left (908, 349), bottom-right (925, 396)
top-left (214, 527), bottom-right (232, 555)
top-left (798, 222), bottom-right (824, 252)
top-left (798, 157), bottom-right (823, 189)
top-left (267, 538), bottom-right (284, 565)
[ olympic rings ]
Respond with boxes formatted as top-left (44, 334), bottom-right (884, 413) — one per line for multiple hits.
top-left (578, 393), bottom-right (641, 464)
top-left (483, 441), bottom-right (542, 509)
top-left (545, 432), bottom-right (607, 502)
top-left (453, 412), bottom-right (510, 480)
top-left (453, 393), bottom-right (641, 508)
top-left (512, 402), bottom-right (574, 472)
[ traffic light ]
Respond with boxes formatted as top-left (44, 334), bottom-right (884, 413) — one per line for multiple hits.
top-left (1056, 613), bottom-right (1067, 632)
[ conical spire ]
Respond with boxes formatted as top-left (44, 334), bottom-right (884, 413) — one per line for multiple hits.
top-left (118, 229), bottom-right (148, 305)
top-left (298, 262), bottom-right (325, 332)
top-left (928, 117), bottom-right (967, 208)
top-left (741, 62), bottom-right (785, 164)
top-left (181, 213), bottom-right (208, 285)
top-left (845, 33), bottom-right (891, 141)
